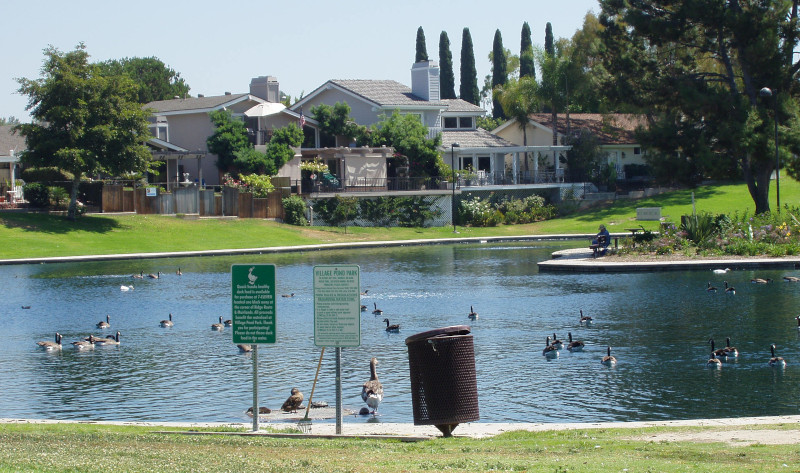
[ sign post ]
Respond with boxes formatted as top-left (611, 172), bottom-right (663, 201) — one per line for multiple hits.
top-left (313, 264), bottom-right (360, 434)
top-left (231, 264), bottom-right (276, 432)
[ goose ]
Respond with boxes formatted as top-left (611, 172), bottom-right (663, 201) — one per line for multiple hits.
top-left (768, 344), bottom-right (787, 367)
top-left (361, 304), bottom-right (368, 312)
top-left (751, 278), bottom-right (772, 284)
top-left (601, 346), bottom-right (617, 366)
top-left (160, 313), bottom-right (174, 328)
top-left (579, 309), bottom-right (593, 325)
top-left (707, 282), bottom-right (718, 293)
top-left (796, 315), bottom-right (800, 329)
top-left (237, 344), bottom-right (253, 353)
top-left (281, 387), bottom-right (304, 413)
top-left (706, 351), bottom-right (722, 369)
top-left (383, 318), bottom-right (400, 332)
top-left (132, 271), bottom-right (144, 279)
top-left (96, 315), bottom-right (110, 329)
top-left (147, 271), bottom-right (161, 279)
top-left (94, 331), bottom-right (120, 346)
top-left (468, 305), bottom-right (478, 319)
top-left (542, 336), bottom-right (559, 358)
top-left (37, 332), bottom-right (62, 351)
top-left (723, 337), bottom-right (739, 358)
top-left (361, 289), bottom-right (369, 296)
top-left (724, 281), bottom-right (735, 295)
top-left (783, 276), bottom-right (800, 282)
top-left (551, 333), bottom-right (564, 350)
top-left (566, 332), bottom-right (585, 351)
top-left (176, 268), bottom-right (182, 276)
top-left (372, 303), bottom-right (383, 315)
top-left (361, 357), bottom-right (384, 415)
top-left (224, 319), bottom-right (233, 327)
top-left (21, 305), bottom-right (31, 309)
top-left (211, 316), bottom-right (224, 331)
top-left (120, 284), bottom-right (134, 292)
top-left (72, 334), bottom-right (94, 350)
top-left (281, 293), bottom-right (295, 298)
top-left (712, 268), bottom-right (731, 274)
top-left (708, 339), bottom-right (727, 359)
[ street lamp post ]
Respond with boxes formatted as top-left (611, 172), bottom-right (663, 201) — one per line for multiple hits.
top-left (451, 143), bottom-right (460, 233)
top-left (760, 87), bottom-right (780, 213)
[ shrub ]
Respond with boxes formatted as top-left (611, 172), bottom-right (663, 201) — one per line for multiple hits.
top-left (281, 195), bottom-right (308, 226)
top-left (23, 182), bottom-right (50, 208)
top-left (48, 186), bottom-right (69, 209)
top-left (21, 167), bottom-right (73, 183)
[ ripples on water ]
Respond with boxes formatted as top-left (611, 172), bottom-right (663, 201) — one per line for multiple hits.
top-left (1, 241), bottom-right (799, 425)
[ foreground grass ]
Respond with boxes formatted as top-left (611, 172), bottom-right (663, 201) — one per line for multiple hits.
top-left (0, 423), bottom-right (797, 472)
top-left (1, 179), bottom-right (798, 260)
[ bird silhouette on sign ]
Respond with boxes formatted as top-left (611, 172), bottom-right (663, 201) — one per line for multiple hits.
top-left (247, 267), bottom-right (258, 285)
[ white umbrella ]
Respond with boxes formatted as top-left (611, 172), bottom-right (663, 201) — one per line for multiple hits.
top-left (244, 102), bottom-right (286, 117)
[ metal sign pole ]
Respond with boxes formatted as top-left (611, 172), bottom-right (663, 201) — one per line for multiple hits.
top-left (336, 347), bottom-right (342, 434)
top-left (252, 345), bottom-right (259, 432)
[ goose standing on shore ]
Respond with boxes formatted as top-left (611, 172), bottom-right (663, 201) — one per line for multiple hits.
top-left (96, 315), bottom-right (110, 329)
top-left (37, 333), bottom-right (62, 351)
top-left (281, 387), bottom-right (304, 413)
top-left (160, 313), bottom-right (174, 328)
top-left (361, 357), bottom-right (384, 415)
top-left (601, 346), bottom-right (617, 366)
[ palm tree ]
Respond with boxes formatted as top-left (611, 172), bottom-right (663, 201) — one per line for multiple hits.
top-left (495, 77), bottom-right (540, 172)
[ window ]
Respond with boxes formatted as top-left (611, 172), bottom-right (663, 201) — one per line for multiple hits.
top-left (478, 156), bottom-right (490, 172)
top-left (634, 147), bottom-right (641, 155)
top-left (443, 117), bottom-right (458, 129)
top-left (459, 117), bottom-right (473, 129)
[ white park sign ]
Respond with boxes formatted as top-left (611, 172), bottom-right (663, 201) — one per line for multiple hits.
top-left (313, 265), bottom-right (361, 347)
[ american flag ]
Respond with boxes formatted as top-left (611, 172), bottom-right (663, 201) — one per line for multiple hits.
top-left (299, 108), bottom-right (306, 128)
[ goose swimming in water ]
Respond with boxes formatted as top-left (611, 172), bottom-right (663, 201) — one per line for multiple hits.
top-left (468, 306), bottom-right (478, 319)
top-left (709, 339), bottom-right (727, 359)
top-left (224, 319), bottom-right (233, 327)
top-left (361, 304), bottom-right (368, 312)
top-left (784, 276), bottom-right (800, 282)
top-left (281, 387), bottom-right (304, 413)
top-left (94, 331), bottom-right (120, 346)
top-left (176, 268), bottom-right (182, 276)
top-left (542, 336), bottom-right (559, 358)
top-left (96, 315), bottom-right (110, 329)
top-left (566, 332), bottom-right (585, 351)
top-left (579, 309), bottom-right (593, 325)
top-left (707, 351), bottom-right (722, 369)
top-left (383, 318), bottom-right (400, 332)
top-left (769, 344), bottom-right (787, 367)
top-left (160, 313), bottom-right (174, 328)
top-left (120, 285), bottom-right (134, 292)
top-left (372, 303), bottom-right (383, 315)
top-left (237, 344), bottom-right (253, 353)
top-left (751, 278), bottom-right (772, 284)
top-left (281, 293), bottom-right (295, 298)
top-left (148, 271), bottom-right (161, 279)
top-left (72, 334), bottom-right (94, 350)
top-left (724, 281), bottom-right (735, 294)
top-left (361, 357), bottom-right (384, 415)
top-left (211, 316), bottom-right (224, 331)
top-left (132, 271), bottom-right (144, 279)
top-left (707, 282), bottom-right (718, 293)
top-left (601, 346), bottom-right (617, 366)
top-left (551, 333), bottom-right (564, 350)
top-left (37, 332), bottom-right (62, 351)
top-left (723, 337), bottom-right (739, 358)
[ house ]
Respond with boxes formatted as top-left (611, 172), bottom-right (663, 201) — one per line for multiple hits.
top-left (493, 113), bottom-right (647, 179)
top-left (0, 125), bottom-right (25, 202)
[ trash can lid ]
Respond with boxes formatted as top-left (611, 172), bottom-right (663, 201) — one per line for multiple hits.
top-left (405, 325), bottom-right (471, 345)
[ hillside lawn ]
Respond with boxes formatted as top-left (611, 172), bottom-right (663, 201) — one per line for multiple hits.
top-left (0, 179), bottom-right (797, 260)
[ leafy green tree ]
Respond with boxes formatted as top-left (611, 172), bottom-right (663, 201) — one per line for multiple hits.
top-left (264, 123), bottom-right (303, 172)
top-left (206, 109), bottom-right (250, 173)
top-left (369, 111), bottom-right (445, 178)
top-left (460, 28), bottom-right (480, 105)
top-left (544, 22), bottom-right (554, 56)
top-left (415, 26), bottom-right (429, 62)
top-left (0, 116), bottom-right (20, 126)
top-left (310, 102), bottom-right (364, 147)
top-left (561, 127), bottom-right (605, 182)
top-left (98, 56), bottom-right (190, 104)
top-left (491, 30), bottom-right (508, 120)
top-left (439, 31), bottom-right (457, 99)
top-left (598, 0), bottom-right (800, 213)
top-left (476, 116), bottom-right (504, 131)
top-left (536, 45), bottom-right (569, 145)
top-left (16, 44), bottom-right (151, 220)
top-left (496, 77), bottom-right (540, 171)
top-left (520, 22), bottom-right (535, 79)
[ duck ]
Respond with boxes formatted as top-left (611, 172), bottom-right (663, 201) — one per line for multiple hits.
top-left (224, 319), bottom-right (233, 327)
top-left (706, 282), bottom-right (718, 293)
top-left (713, 268), bottom-right (731, 274)
top-left (750, 278), bottom-right (772, 284)
top-left (176, 267), bottom-right (182, 276)
top-left (132, 271), bottom-right (144, 279)
top-left (542, 336), bottom-right (559, 358)
top-left (37, 332), bottom-right (62, 351)
top-left (96, 315), bottom-right (110, 329)
top-left (211, 316), bottom-right (224, 331)
top-left (468, 305), bottom-right (478, 319)
top-left (237, 344), bottom-right (253, 353)
top-left (723, 337), bottom-right (739, 358)
top-left (724, 281), bottom-right (735, 294)
top-left (706, 352), bottom-right (722, 369)
top-left (783, 275), bottom-right (800, 282)
top-left (148, 271), bottom-right (161, 279)
top-left (94, 331), bottom-right (120, 346)
top-left (708, 339), bottom-right (727, 359)
top-left (361, 357), bottom-right (384, 415)
top-left (372, 303), bottom-right (383, 315)
top-left (768, 344), bottom-right (787, 367)
top-left (281, 293), bottom-right (295, 298)
top-left (21, 305), bottom-right (31, 309)
top-left (246, 406), bottom-right (271, 416)
top-left (160, 313), bottom-right (174, 328)
top-left (361, 289), bottom-right (369, 296)
top-left (601, 346), bottom-right (617, 366)
top-left (72, 334), bottom-right (94, 350)
top-left (566, 332), bottom-right (584, 351)
top-left (383, 318), bottom-right (400, 332)
top-left (120, 284), bottom-right (134, 292)
top-left (551, 333), bottom-right (564, 350)
top-left (281, 387), bottom-right (304, 413)
top-left (579, 309), bottom-right (593, 325)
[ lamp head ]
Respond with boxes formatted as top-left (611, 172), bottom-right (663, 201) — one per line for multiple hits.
top-left (452, 143), bottom-right (460, 148)
top-left (760, 87), bottom-right (773, 98)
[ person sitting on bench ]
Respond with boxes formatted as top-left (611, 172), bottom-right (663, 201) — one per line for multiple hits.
top-left (591, 224), bottom-right (611, 257)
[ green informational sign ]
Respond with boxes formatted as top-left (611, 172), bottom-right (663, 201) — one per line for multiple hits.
top-left (313, 265), bottom-right (361, 347)
top-left (231, 264), bottom-right (276, 344)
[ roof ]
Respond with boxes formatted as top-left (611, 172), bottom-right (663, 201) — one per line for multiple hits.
top-left (0, 125), bottom-right (26, 157)
top-left (527, 113), bottom-right (646, 145)
top-left (329, 79), bottom-right (446, 107)
top-left (441, 128), bottom-right (516, 149)
top-left (440, 99), bottom-right (485, 114)
top-left (144, 93), bottom-right (258, 113)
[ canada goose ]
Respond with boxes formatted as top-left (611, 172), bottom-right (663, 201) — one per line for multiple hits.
top-left (361, 357), bottom-right (384, 415)
top-left (768, 344), bottom-right (787, 367)
top-left (281, 387), bottom-right (304, 413)
top-left (579, 309), bottom-right (593, 325)
top-left (723, 337), bottom-right (739, 358)
top-left (176, 268), bottom-right (182, 276)
top-left (211, 316), bottom-right (224, 331)
top-left (783, 276), bottom-right (800, 282)
top-left (751, 278), bottom-right (772, 284)
top-left (281, 293), bottom-right (295, 298)
top-left (95, 331), bottom-right (120, 346)
top-left (372, 303), bottom-right (383, 315)
top-left (120, 285), bottom-right (134, 292)
top-left (468, 305), bottom-right (478, 319)
top-left (566, 332), bottom-right (585, 351)
top-left (132, 271), bottom-right (144, 279)
top-left (361, 304), bottom-right (367, 312)
top-left (97, 315), bottom-right (110, 329)
top-left (601, 346), bottom-right (617, 366)
top-left (147, 271), bottom-right (161, 279)
top-left (224, 319), bottom-right (233, 327)
top-left (707, 282), bottom-right (718, 293)
top-left (551, 333), bottom-right (564, 350)
top-left (361, 289), bottom-right (369, 296)
top-left (708, 339), bottom-right (727, 359)
top-left (383, 318), bottom-right (400, 332)
top-left (237, 344), bottom-right (253, 353)
top-left (713, 268), bottom-right (731, 274)
top-left (542, 336), bottom-right (559, 358)
top-left (706, 352), bottom-right (722, 369)
top-left (72, 334), bottom-right (94, 350)
top-left (160, 313), bottom-right (174, 328)
top-left (37, 332), bottom-right (62, 351)
top-left (796, 315), bottom-right (800, 329)
top-left (724, 281), bottom-right (735, 294)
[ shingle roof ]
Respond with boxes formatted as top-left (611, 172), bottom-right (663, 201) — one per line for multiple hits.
top-left (441, 129), bottom-right (516, 149)
top-left (329, 80), bottom-right (446, 107)
top-left (440, 99), bottom-right (485, 113)
top-left (528, 113), bottom-right (646, 145)
top-left (0, 125), bottom-right (26, 156)
top-left (144, 93), bottom-right (251, 113)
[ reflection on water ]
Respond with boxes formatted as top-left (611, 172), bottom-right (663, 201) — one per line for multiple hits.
top-left (1, 241), bottom-right (799, 425)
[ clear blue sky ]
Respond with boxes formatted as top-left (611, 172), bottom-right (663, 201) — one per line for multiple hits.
top-left (2, 0), bottom-right (599, 122)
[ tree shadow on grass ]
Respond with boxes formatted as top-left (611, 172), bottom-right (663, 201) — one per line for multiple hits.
top-left (0, 212), bottom-right (122, 234)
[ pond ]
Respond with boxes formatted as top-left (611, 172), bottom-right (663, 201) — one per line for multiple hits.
top-left (2, 241), bottom-right (799, 425)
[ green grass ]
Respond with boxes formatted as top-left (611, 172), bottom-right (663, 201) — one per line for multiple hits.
top-left (0, 422), bottom-right (797, 472)
top-left (1, 179), bottom-right (798, 260)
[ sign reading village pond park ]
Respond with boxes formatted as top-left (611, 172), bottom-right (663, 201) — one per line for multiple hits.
top-left (231, 264), bottom-right (276, 344)
top-left (313, 265), bottom-right (361, 347)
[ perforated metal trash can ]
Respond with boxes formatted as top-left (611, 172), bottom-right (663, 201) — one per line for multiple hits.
top-left (405, 325), bottom-right (479, 437)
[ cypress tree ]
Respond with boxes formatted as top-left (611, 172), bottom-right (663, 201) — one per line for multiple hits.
top-left (459, 27), bottom-right (480, 105)
top-left (491, 29), bottom-right (508, 119)
top-left (415, 26), bottom-right (428, 62)
top-left (520, 22), bottom-right (535, 79)
top-left (545, 22), bottom-right (554, 56)
top-left (439, 31), bottom-right (456, 99)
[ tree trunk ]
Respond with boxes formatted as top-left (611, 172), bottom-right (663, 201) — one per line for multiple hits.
top-left (743, 153), bottom-right (773, 214)
top-left (67, 173), bottom-right (82, 221)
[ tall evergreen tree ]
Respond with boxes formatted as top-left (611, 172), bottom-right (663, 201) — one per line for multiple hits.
top-left (545, 22), bottom-right (555, 56)
top-left (460, 28), bottom-right (480, 105)
top-left (439, 31), bottom-right (456, 99)
top-left (491, 29), bottom-right (508, 119)
top-left (415, 26), bottom-right (429, 62)
top-left (520, 22), bottom-right (535, 79)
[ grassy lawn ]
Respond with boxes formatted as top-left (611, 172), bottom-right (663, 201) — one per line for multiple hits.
top-left (0, 423), bottom-right (797, 472)
top-left (0, 179), bottom-right (797, 260)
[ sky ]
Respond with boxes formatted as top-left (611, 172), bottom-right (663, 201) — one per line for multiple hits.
top-left (2, 0), bottom-right (599, 122)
